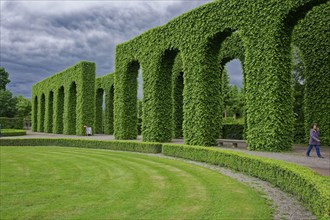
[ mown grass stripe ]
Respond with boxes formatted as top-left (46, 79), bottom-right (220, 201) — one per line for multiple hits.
top-left (1, 146), bottom-right (272, 219)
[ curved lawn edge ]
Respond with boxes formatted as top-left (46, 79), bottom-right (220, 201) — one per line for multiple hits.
top-left (162, 144), bottom-right (330, 220)
top-left (1, 138), bottom-right (329, 219)
top-left (1, 129), bottom-right (26, 137)
top-left (0, 138), bottom-right (162, 153)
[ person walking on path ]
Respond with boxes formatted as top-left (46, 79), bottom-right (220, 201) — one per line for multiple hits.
top-left (306, 123), bottom-right (324, 158)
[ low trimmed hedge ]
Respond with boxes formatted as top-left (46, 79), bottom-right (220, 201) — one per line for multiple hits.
top-left (162, 144), bottom-right (330, 219)
top-left (1, 129), bottom-right (26, 137)
top-left (0, 138), bottom-right (162, 154)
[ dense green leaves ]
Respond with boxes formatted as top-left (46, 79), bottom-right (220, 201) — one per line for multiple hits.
top-left (31, 0), bottom-right (329, 149)
top-left (113, 0), bottom-right (329, 150)
top-left (32, 61), bottom-right (95, 135)
top-left (94, 73), bottom-right (114, 134)
top-left (0, 90), bottom-right (17, 117)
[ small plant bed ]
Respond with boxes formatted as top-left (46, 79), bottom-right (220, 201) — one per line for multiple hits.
top-left (0, 146), bottom-right (271, 219)
top-left (1, 129), bottom-right (26, 137)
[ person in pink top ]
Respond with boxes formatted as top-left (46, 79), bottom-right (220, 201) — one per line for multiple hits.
top-left (306, 123), bottom-right (324, 158)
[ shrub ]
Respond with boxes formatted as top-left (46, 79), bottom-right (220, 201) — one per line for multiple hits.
top-left (221, 123), bottom-right (244, 140)
top-left (162, 144), bottom-right (330, 219)
top-left (294, 122), bottom-right (306, 144)
top-left (0, 117), bottom-right (23, 129)
top-left (1, 129), bottom-right (26, 136)
top-left (0, 138), bottom-right (162, 154)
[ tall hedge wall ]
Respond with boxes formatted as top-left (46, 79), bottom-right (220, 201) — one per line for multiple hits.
top-left (32, 61), bottom-right (96, 136)
top-left (114, 0), bottom-right (329, 151)
top-left (94, 73), bottom-right (114, 134)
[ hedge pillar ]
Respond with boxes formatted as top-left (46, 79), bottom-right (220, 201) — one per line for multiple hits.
top-left (94, 88), bottom-right (104, 134)
top-left (37, 94), bottom-right (45, 132)
top-left (182, 40), bottom-right (222, 146)
top-left (75, 62), bottom-right (96, 136)
top-left (245, 30), bottom-right (293, 151)
top-left (104, 86), bottom-right (114, 134)
top-left (53, 87), bottom-right (64, 134)
top-left (114, 61), bottom-right (139, 139)
top-left (32, 96), bottom-right (38, 132)
top-left (44, 91), bottom-right (54, 133)
top-left (142, 50), bottom-right (178, 142)
top-left (63, 83), bottom-right (77, 135)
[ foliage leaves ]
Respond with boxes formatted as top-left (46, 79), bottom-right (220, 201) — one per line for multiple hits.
top-left (32, 61), bottom-right (95, 135)
top-left (113, 0), bottom-right (329, 150)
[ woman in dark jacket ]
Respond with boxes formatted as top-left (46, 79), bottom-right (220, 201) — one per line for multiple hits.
top-left (306, 123), bottom-right (324, 158)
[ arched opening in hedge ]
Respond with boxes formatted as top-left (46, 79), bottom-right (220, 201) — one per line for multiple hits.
top-left (32, 96), bottom-right (38, 131)
top-left (66, 82), bottom-right (77, 135)
top-left (280, 1), bottom-right (329, 146)
top-left (46, 91), bottom-right (54, 133)
top-left (137, 68), bottom-right (143, 135)
top-left (104, 85), bottom-right (114, 134)
top-left (220, 59), bottom-right (245, 140)
top-left (95, 88), bottom-right (104, 134)
top-left (172, 53), bottom-right (184, 139)
top-left (291, 2), bottom-right (330, 145)
top-left (223, 59), bottom-right (244, 120)
top-left (55, 86), bottom-right (65, 134)
top-left (39, 93), bottom-right (45, 132)
top-left (291, 45), bottom-right (306, 144)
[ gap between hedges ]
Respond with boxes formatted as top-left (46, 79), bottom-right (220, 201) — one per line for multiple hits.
top-left (0, 138), bottom-right (329, 219)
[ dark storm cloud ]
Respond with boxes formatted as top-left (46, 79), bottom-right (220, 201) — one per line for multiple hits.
top-left (1, 0), bottom-right (244, 98)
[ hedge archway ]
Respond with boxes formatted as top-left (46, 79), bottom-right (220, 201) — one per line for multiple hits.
top-left (32, 0), bottom-right (329, 151)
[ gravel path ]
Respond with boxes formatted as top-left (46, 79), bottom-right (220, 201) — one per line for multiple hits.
top-left (148, 154), bottom-right (316, 220)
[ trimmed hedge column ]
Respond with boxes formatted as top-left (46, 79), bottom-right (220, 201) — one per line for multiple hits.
top-left (32, 96), bottom-right (38, 131)
top-left (245, 26), bottom-right (294, 151)
top-left (142, 50), bottom-right (178, 142)
top-left (44, 91), bottom-right (54, 133)
top-left (53, 87), bottom-right (64, 134)
top-left (37, 94), bottom-right (45, 132)
top-left (182, 36), bottom-right (223, 146)
top-left (94, 88), bottom-right (104, 134)
top-left (104, 86), bottom-right (114, 134)
top-left (75, 63), bottom-right (96, 135)
top-left (114, 60), bottom-right (139, 139)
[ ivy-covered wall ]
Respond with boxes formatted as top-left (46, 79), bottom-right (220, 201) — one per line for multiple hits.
top-left (113, 0), bottom-right (329, 151)
top-left (94, 73), bottom-right (114, 134)
top-left (32, 61), bottom-right (96, 136)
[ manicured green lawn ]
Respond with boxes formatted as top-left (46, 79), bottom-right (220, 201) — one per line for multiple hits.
top-left (0, 146), bottom-right (271, 219)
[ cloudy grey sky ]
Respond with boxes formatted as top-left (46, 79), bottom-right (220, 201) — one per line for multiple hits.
top-left (1, 0), bottom-right (243, 99)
